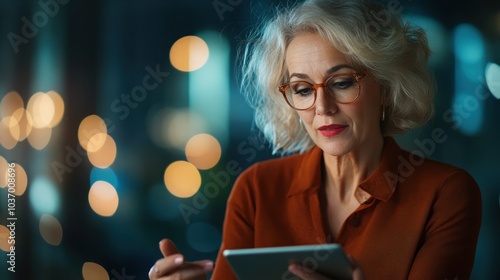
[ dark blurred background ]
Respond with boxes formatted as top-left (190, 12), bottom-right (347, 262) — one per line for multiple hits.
top-left (0, 0), bottom-right (499, 279)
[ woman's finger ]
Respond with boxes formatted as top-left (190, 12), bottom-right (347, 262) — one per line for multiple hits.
top-left (346, 255), bottom-right (366, 280)
top-left (149, 256), bottom-right (214, 280)
top-left (175, 261), bottom-right (214, 279)
top-left (288, 263), bottom-right (331, 280)
top-left (149, 253), bottom-right (184, 279)
top-left (159, 239), bottom-right (180, 257)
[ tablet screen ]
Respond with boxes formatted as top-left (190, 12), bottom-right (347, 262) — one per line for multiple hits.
top-left (223, 244), bottom-right (352, 280)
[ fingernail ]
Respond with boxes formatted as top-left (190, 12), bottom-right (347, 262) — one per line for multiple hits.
top-left (204, 261), bottom-right (214, 271)
top-left (174, 255), bottom-right (184, 264)
top-left (289, 264), bottom-right (301, 272)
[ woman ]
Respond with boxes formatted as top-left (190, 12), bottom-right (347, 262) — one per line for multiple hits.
top-left (149, 0), bottom-right (482, 279)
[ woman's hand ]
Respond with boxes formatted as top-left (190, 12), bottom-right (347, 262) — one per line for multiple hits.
top-left (288, 255), bottom-right (366, 280)
top-left (148, 239), bottom-right (214, 280)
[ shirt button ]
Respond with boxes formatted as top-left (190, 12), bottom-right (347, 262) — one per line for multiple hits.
top-left (349, 216), bottom-right (360, 226)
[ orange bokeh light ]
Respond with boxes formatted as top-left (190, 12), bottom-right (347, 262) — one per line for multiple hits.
top-left (164, 161), bottom-right (201, 198)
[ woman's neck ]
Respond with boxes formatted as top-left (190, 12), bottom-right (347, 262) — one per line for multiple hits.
top-left (322, 137), bottom-right (385, 202)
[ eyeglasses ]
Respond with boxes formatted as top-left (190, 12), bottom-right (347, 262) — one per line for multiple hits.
top-left (278, 72), bottom-right (366, 110)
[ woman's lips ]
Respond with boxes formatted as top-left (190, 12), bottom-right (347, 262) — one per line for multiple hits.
top-left (318, 124), bottom-right (348, 137)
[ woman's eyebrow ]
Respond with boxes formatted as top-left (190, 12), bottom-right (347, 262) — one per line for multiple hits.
top-left (288, 64), bottom-right (353, 80)
top-left (326, 64), bottom-right (352, 75)
top-left (288, 73), bottom-right (309, 80)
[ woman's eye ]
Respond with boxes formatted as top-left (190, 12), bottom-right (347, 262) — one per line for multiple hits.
top-left (295, 88), bottom-right (313, 95)
top-left (292, 83), bottom-right (314, 95)
top-left (329, 77), bottom-right (356, 90)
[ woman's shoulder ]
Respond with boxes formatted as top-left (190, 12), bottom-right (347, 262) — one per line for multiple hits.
top-left (232, 146), bottom-right (322, 196)
top-left (397, 148), bottom-right (480, 196)
top-left (401, 149), bottom-right (473, 179)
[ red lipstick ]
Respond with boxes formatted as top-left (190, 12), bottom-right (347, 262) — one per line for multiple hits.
top-left (318, 124), bottom-right (347, 137)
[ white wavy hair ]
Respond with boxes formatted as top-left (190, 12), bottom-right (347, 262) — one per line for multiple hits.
top-left (240, 0), bottom-right (435, 154)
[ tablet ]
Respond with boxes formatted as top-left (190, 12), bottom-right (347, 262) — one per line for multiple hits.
top-left (223, 244), bottom-right (352, 280)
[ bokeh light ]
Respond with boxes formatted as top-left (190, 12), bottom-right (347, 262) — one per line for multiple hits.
top-left (0, 225), bottom-right (11, 252)
top-left (28, 126), bottom-right (52, 150)
top-left (155, 109), bottom-right (207, 151)
top-left (39, 214), bottom-right (63, 246)
top-left (87, 134), bottom-right (117, 168)
top-left (78, 115), bottom-right (108, 151)
top-left (452, 24), bottom-right (485, 136)
top-left (185, 133), bottom-right (221, 170)
top-left (12, 108), bottom-right (33, 141)
top-left (186, 222), bottom-right (222, 253)
top-left (0, 91), bottom-right (24, 120)
top-left (454, 24), bottom-right (485, 66)
top-left (29, 176), bottom-right (60, 215)
top-left (27, 92), bottom-right (55, 128)
top-left (148, 183), bottom-right (182, 221)
top-left (169, 35), bottom-right (209, 72)
top-left (10, 163), bottom-right (28, 196)
top-left (164, 161), bottom-right (201, 198)
top-left (82, 262), bottom-right (109, 280)
top-left (88, 181), bottom-right (119, 217)
top-left (0, 118), bottom-right (18, 150)
top-left (47, 90), bottom-right (65, 127)
top-left (6, 115), bottom-right (21, 142)
top-left (0, 156), bottom-right (8, 187)
top-left (485, 62), bottom-right (500, 99)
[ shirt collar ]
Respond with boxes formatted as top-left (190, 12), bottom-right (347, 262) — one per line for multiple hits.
top-left (287, 137), bottom-right (401, 202)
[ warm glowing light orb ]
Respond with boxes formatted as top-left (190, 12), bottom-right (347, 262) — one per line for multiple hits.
top-left (27, 92), bottom-right (55, 128)
top-left (0, 225), bottom-right (11, 252)
top-left (28, 126), bottom-right (52, 150)
top-left (0, 91), bottom-right (24, 120)
top-left (170, 36), bottom-right (209, 72)
top-left (39, 214), bottom-right (63, 246)
top-left (88, 181), bottom-right (119, 217)
top-left (87, 134), bottom-right (117, 168)
top-left (185, 133), bottom-right (222, 170)
top-left (78, 115), bottom-right (108, 151)
top-left (0, 156), bottom-right (8, 188)
top-left (0, 118), bottom-right (18, 150)
top-left (47, 90), bottom-right (65, 127)
top-left (82, 262), bottom-right (109, 280)
top-left (164, 161), bottom-right (201, 198)
top-left (6, 163), bottom-right (28, 196)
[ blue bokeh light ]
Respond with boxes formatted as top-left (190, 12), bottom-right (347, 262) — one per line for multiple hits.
top-left (452, 24), bottom-right (486, 136)
top-left (29, 176), bottom-right (61, 216)
top-left (453, 24), bottom-right (485, 65)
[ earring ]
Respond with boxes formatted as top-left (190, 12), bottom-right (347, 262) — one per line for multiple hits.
top-left (381, 106), bottom-right (386, 121)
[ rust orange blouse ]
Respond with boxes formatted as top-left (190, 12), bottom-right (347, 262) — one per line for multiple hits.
top-left (211, 138), bottom-right (481, 280)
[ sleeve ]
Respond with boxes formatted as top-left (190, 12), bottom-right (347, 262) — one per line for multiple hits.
top-left (211, 165), bottom-right (258, 280)
top-left (407, 170), bottom-right (482, 280)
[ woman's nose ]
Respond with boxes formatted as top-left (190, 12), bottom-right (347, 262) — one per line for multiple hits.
top-left (314, 87), bottom-right (338, 115)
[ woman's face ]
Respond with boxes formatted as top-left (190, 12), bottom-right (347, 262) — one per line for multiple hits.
top-left (285, 33), bottom-right (384, 156)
